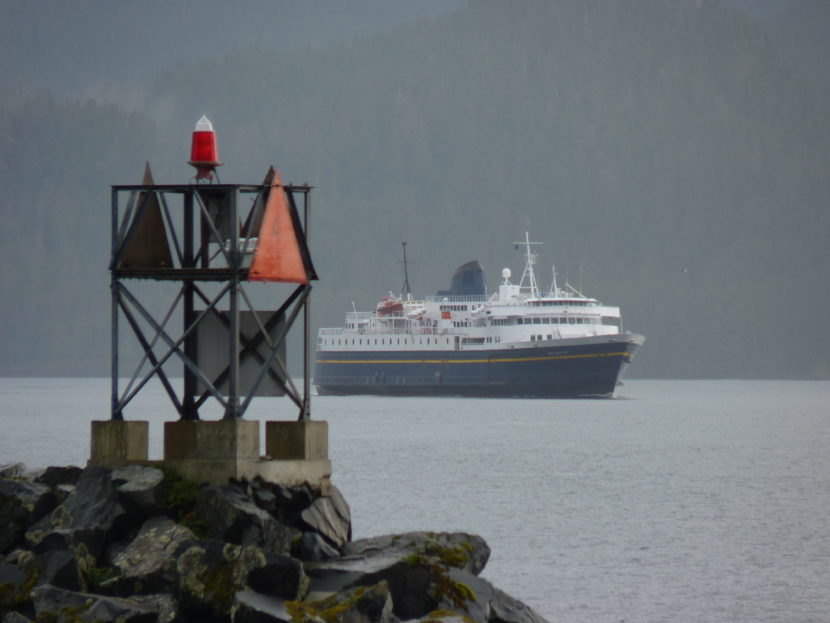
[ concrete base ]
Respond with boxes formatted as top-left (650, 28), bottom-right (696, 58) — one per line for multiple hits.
top-left (89, 420), bottom-right (149, 467)
top-left (164, 420), bottom-right (259, 461)
top-left (161, 419), bottom-right (331, 487)
top-left (265, 420), bottom-right (328, 460)
top-left (159, 457), bottom-right (332, 489)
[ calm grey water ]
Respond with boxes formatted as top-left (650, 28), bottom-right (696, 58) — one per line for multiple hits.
top-left (1, 378), bottom-right (828, 622)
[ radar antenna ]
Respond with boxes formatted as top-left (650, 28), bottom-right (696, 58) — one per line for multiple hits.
top-left (513, 231), bottom-right (542, 298)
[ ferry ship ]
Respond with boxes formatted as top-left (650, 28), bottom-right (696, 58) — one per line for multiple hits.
top-left (314, 234), bottom-right (644, 397)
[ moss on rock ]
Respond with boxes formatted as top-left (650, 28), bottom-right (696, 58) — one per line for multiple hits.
top-left (287, 581), bottom-right (390, 623)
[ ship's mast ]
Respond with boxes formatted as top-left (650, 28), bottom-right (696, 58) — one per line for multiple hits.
top-left (400, 241), bottom-right (412, 300)
top-left (514, 231), bottom-right (542, 298)
top-left (549, 264), bottom-right (559, 297)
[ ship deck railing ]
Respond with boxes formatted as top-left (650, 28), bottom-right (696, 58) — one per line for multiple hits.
top-left (319, 326), bottom-right (456, 336)
top-left (423, 294), bottom-right (488, 303)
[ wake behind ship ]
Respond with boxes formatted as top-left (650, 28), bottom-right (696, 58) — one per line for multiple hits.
top-left (314, 234), bottom-right (644, 398)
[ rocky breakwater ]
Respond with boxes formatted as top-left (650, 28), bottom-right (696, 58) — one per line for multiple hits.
top-left (0, 462), bottom-right (547, 622)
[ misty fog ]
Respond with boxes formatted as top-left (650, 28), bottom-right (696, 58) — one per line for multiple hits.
top-left (1, 0), bottom-right (828, 380)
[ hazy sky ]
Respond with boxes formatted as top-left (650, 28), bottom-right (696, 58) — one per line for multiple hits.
top-left (1, 0), bottom-right (828, 379)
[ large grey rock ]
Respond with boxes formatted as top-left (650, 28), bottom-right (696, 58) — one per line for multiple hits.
top-left (441, 569), bottom-right (493, 623)
top-left (24, 466), bottom-right (127, 558)
top-left (350, 561), bottom-right (486, 621)
top-left (293, 531), bottom-right (340, 562)
top-left (0, 463), bottom-right (26, 480)
top-left (232, 590), bottom-right (293, 623)
top-left (300, 485), bottom-right (351, 549)
top-left (0, 498), bottom-right (27, 554)
top-left (0, 550), bottom-right (82, 599)
top-left (239, 580), bottom-right (395, 623)
top-left (326, 580), bottom-right (394, 623)
top-left (104, 517), bottom-right (195, 595)
top-left (417, 613), bottom-right (468, 623)
top-left (489, 585), bottom-right (550, 623)
top-left (251, 484), bottom-right (277, 514)
top-left (272, 483), bottom-right (313, 510)
top-left (175, 539), bottom-right (270, 619)
top-left (0, 480), bottom-right (54, 522)
top-left (53, 484), bottom-right (76, 507)
top-left (295, 581), bottom-right (394, 623)
top-left (342, 532), bottom-right (490, 576)
top-left (0, 480), bottom-right (55, 552)
top-left (195, 485), bottom-right (295, 554)
top-left (246, 552), bottom-right (308, 600)
top-left (112, 465), bottom-right (165, 513)
top-left (250, 479), bottom-right (313, 524)
top-left (35, 466), bottom-right (82, 489)
top-left (0, 561), bottom-right (29, 612)
top-left (3, 549), bottom-right (31, 565)
top-left (411, 572), bottom-right (550, 623)
top-left (130, 593), bottom-right (180, 623)
top-left (29, 550), bottom-right (83, 591)
top-left (29, 584), bottom-right (158, 622)
top-left (308, 532), bottom-right (491, 621)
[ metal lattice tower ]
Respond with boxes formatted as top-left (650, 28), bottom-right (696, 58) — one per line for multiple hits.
top-left (109, 165), bottom-right (316, 422)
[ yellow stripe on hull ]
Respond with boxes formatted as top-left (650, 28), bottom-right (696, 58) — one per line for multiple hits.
top-left (316, 351), bottom-right (631, 365)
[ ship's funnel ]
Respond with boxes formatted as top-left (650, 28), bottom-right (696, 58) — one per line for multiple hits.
top-left (436, 260), bottom-right (486, 297)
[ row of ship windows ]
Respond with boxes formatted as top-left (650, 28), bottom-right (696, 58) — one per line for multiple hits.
top-left (492, 317), bottom-right (599, 325)
top-left (440, 304), bottom-right (469, 312)
top-left (461, 336), bottom-right (501, 344)
top-left (318, 337), bottom-right (453, 346)
top-left (530, 300), bottom-right (594, 307)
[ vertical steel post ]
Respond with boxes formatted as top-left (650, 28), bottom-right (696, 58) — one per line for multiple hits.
top-left (182, 188), bottom-right (197, 420)
top-left (111, 188), bottom-right (122, 420)
top-left (225, 188), bottom-right (241, 419)
top-left (301, 189), bottom-right (311, 421)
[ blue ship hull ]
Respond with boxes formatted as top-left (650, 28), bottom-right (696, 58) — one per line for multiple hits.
top-left (314, 334), bottom-right (643, 398)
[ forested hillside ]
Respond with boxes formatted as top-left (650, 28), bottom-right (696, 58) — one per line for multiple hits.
top-left (1, 0), bottom-right (828, 379)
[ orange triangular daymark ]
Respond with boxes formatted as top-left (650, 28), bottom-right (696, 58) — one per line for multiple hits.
top-left (248, 169), bottom-right (309, 284)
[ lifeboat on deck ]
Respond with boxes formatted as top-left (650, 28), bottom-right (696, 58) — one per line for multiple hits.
top-left (376, 295), bottom-right (404, 317)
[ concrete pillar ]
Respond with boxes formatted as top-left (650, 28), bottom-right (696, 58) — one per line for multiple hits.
top-left (89, 420), bottom-right (149, 467)
top-left (159, 420), bottom-right (331, 487)
top-left (163, 420), bottom-right (259, 461)
top-left (265, 420), bottom-right (328, 460)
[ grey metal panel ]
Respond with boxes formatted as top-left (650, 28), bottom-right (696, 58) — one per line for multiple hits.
top-left (195, 310), bottom-right (286, 397)
top-left (119, 167), bottom-right (173, 270)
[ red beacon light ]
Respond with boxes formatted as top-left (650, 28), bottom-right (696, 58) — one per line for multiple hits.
top-left (189, 115), bottom-right (222, 180)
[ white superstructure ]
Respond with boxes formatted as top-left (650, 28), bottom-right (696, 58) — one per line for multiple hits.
top-left (317, 232), bottom-right (625, 353)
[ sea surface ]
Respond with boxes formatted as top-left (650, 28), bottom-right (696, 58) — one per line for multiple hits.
top-left (1, 378), bottom-right (829, 622)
